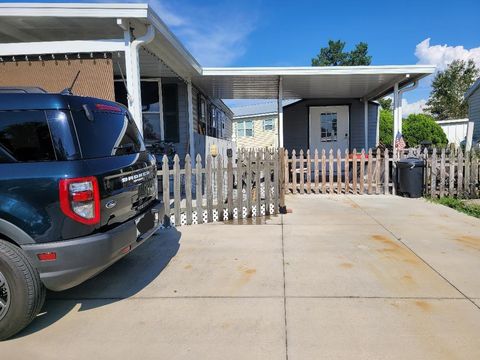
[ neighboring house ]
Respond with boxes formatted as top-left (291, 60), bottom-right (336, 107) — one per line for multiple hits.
top-left (0, 3), bottom-right (434, 159)
top-left (465, 78), bottom-right (480, 146)
top-left (231, 100), bottom-right (298, 149)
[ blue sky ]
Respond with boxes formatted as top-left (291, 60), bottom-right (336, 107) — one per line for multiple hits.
top-left (9, 0), bottom-right (480, 112)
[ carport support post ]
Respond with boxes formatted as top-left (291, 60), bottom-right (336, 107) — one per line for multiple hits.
top-left (122, 23), bottom-right (155, 135)
top-left (158, 77), bottom-right (165, 141)
top-left (364, 100), bottom-right (369, 149)
top-left (187, 80), bottom-right (195, 161)
top-left (277, 76), bottom-right (284, 148)
top-left (393, 82), bottom-right (400, 147)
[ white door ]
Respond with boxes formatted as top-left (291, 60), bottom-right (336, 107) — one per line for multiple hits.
top-left (309, 106), bottom-right (349, 154)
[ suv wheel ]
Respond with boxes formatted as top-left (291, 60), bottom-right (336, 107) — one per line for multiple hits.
top-left (0, 240), bottom-right (45, 341)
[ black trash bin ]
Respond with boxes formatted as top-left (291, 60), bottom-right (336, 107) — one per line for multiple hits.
top-left (397, 158), bottom-right (425, 198)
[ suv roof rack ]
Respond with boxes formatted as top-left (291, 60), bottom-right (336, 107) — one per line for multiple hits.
top-left (0, 87), bottom-right (47, 94)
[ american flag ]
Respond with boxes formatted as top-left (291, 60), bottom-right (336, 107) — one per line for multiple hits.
top-left (395, 132), bottom-right (406, 150)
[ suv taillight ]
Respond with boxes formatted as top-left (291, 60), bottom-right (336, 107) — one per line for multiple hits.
top-left (59, 176), bottom-right (100, 225)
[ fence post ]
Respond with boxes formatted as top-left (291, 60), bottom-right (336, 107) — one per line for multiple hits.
top-left (217, 154), bottom-right (224, 221)
top-left (439, 148), bottom-right (446, 197)
top-left (336, 149), bottom-right (342, 194)
top-left (185, 154), bottom-right (193, 225)
top-left (237, 151), bottom-right (244, 219)
top-left (246, 151), bottom-right (253, 218)
top-left (195, 154), bottom-right (203, 224)
top-left (457, 149), bottom-right (463, 197)
top-left (265, 151), bottom-right (272, 215)
top-left (384, 149), bottom-right (390, 195)
top-left (472, 153), bottom-right (479, 198)
top-left (464, 151), bottom-right (471, 198)
top-left (430, 148), bottom-right (437, 198)
top-left (359, 149), bottom-right (365, 194)
top-left (227, 154), bottom-right (234, 219)
top-left (162, 155), bottom-right (170, 226)
top-left (344, 149), bottom-right (350, 194)
top-left (306, 150), bottom-right (312, 194)
top-left (206, 155), bottom-right (213, 222)
top-left (375, 149), bottom-right (381, 195)
top-left (321, 149), bottom-right (327, 194)
top-left (279, 148), bottom-right (287, 213)
top-left (367, 148), bottom-right (373, 194)
top-left (449, 149), bottom-right (455, 197)
top-left (328, 149), bottom-right (334, 194)
top-left (352, 149), bottom-right (358, 195)
top-left (314, 149), bottom-right (319, 193)
top-left (284, 149), bottom-right (289, 195)
top-left (423, 148), bottom-right (430, 196)
top-left (291, 150), bottom-right (297, 195)
top-left (299, 150), bottom-right (305, 194)
top-left (255, 151), bottom-right (262, 216)
top-left (273, 150), bottom-right (280, 215)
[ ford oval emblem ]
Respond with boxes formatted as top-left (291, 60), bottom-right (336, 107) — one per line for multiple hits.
top-left (105, 200), bottom-right (117, 209)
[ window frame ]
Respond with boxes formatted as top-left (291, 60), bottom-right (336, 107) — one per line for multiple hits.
top-left (263, 118), bottom-right (275, 131)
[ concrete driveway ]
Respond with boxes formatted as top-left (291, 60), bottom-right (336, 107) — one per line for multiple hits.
top-left (2, 195), bottom-right (480, 359)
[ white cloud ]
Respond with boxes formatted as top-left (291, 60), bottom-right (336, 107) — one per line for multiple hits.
top-left (415, 38), bottom-right (480, 71)
top-left (151, 1), bottom-right (256, 66)
top-left (402, 98), bottom-right (427, 117)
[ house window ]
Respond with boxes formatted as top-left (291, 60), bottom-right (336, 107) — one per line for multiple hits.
top-left (237, 120), bottom-right (253, 137)
top-left (141, 81), bottom-right (161, 143)
top-left (163, 83), bottom-right (179, 143)
top-left (320, 112), bottom-right (337, 142)
top-left (263, 118), bottom-right (274, 131)
top-left (198, 95), bottom-right (206, 135)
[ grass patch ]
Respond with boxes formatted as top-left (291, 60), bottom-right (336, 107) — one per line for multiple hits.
top-left (428, 197), bottom-right (480, 218)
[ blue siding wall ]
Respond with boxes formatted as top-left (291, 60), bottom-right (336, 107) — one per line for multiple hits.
top-left (283, 99), bottom-right (379, 152)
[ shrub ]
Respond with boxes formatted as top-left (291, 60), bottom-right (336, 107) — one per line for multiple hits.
top-left (403, 113), bottom-right (448, 147)
top-left (379, 109), bottom-right (393, 146)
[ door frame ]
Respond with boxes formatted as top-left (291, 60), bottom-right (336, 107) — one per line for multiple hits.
top-left (308, 105), bottom-right (350, 152)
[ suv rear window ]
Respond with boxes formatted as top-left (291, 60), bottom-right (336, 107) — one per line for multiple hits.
top-left (0, 110), bottom-right (56, 162)
top-left (72, 108), bottom-right (145, 159)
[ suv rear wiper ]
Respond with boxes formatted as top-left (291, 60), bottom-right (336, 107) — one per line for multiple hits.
top-left (112, 142), bottom-right (137, 154)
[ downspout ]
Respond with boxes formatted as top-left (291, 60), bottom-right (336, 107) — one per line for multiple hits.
top-left (123, 24), bottom-right (155, 134)
top-left (397, 80), bottom-right (418, 135)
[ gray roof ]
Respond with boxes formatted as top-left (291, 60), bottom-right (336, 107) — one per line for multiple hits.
top-left (465, 78), bottom-right (480, 100)
top-left (232, 99), bottom-right (299, 118)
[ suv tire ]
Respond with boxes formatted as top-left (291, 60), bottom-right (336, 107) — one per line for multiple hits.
top-left (0, 239), bottom-right (45, 340)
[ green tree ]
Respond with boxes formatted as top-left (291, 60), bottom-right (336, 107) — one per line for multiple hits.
top-left (425, 59), bottom-right (479, 120)
top-left (379, 109), bottom-right (394, 146)
top-left (378, 97), bottom-right (392, 111)
top-left (403, 113), bottom-right (448, 147)
top-left (311, 40), bottom-right (372, 66)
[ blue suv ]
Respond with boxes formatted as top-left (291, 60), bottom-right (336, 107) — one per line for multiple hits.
top-left (0, 89), bottom-right (163, 340)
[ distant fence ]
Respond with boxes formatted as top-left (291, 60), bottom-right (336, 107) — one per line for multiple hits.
top-left (424, 147), bottom-right (479, 198)
top-left (285, 147), bottom-right (480, 199)
top-left (158, 149), bottom-right (280, 226)
top-left (285, 148), bottom-right (394, 195)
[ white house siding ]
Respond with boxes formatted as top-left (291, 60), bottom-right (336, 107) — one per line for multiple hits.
top-left (233, 114), bottom-right (277, 149)
top-left (283, 99), bottom-right (379, 153)
top-left (436, 119), bottom-right (469, 146)
top-left (468, 87), bottom-right (480, 141)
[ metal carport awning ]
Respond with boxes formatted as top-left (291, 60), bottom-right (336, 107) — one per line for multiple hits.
top-left (196, 66), bottom-right (435, 100)
top-left (196, 66), bottom-right (435, 148)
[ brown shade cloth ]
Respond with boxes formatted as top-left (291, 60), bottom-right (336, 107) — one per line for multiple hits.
top-left (0, 58), bottom-right (115, 101)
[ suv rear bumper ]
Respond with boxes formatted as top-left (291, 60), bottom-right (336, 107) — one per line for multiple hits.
top-left (22, 201), bottom-right (164, 291)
